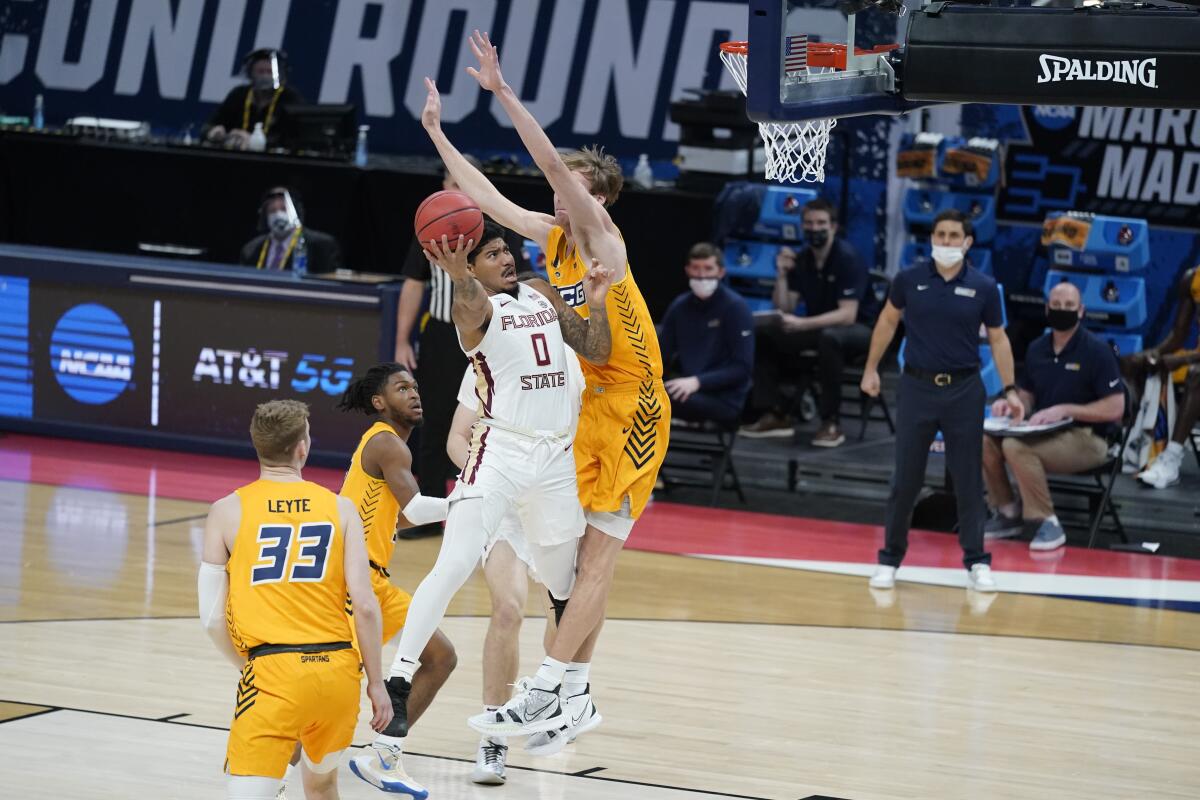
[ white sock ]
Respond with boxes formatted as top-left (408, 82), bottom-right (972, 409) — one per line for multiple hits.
top-left (564, 662), bottom-right (590, 695)
top-left (999, 501), bottom-right (1019, 518)
top-left (533, 657), bottom-right (568, 691)
top-left (388, 656), bottom-right (419, 682)
top-left (374, 734), bottom-right (404, 752)
top-left (282, 763), bottom-right (296, 785)
top-left (1045, 514), bottom-right (1060, 527)
top-left (1166, 441), bottom-right (1184, 456)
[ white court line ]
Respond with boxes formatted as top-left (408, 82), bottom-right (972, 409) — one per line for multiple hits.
top-left (692, 555), bottom-right (1200, 603)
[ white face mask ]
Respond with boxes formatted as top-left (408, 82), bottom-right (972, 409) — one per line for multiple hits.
top-left (268, 210), bottom-right (293, 237)
top-left (931, 245), bottom-right (964, 267)
top-left (689, 278), bottom-right (719, 300)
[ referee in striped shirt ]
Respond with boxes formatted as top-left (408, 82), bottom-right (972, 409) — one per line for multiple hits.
top-left (394, 162), bottom-right (532, 536)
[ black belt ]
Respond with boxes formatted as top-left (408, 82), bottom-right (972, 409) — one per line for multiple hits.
top-left (903, 365), bottom-right (977, 387)
top-left (248, 641), bottom-right (352, 660)
top-left (369, 560), bottom-right (390, 578)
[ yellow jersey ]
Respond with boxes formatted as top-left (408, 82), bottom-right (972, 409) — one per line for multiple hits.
top-left (546, 225), bottom-right (663, 386)
top-left (226, 479), bottom-right (351, 652)
top-left (1191, 266), bottom-right (1200, 303)
top-left (339, 421), bottom-right (402, 569)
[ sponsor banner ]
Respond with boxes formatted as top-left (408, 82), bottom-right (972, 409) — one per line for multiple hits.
top-left (9, 279), bottom-right (378, 456)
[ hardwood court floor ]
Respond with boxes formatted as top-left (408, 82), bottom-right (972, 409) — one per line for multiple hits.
top-left (1, 446), bottom-right (1199, 799)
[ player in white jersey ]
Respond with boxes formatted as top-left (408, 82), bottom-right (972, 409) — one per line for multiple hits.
top-left (352, 220), bottom-right (612, 793)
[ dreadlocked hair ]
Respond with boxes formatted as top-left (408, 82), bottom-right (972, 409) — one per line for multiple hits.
top-left (338, 362), bottom-right (408, 415)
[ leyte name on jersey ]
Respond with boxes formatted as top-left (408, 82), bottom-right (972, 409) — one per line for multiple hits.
top-left (520, 371), bottom-right (566, 390)
top-left (500, 309), bottom-right (558, 330)
top-left (267, 498), bottom-right (312, 513)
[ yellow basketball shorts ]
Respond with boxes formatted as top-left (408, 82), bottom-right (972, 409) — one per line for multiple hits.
top-left (574, 379), bottom-right (671, 519)
top-left (347, 570), bottom-right (412, 648)
top-left (225, 648), bottom-right (362, 779)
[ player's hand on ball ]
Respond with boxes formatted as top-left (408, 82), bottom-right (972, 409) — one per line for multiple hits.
top-left (583, 258), bottom-right (613, 307)
top-left (421, 77), bottom-right (442, 130)
top-left (423, 234), bottom-right (473, 281)
top-left (860, 368), bottom-right (881, 398)
top-left (366, 680), bottom-right (394, 733)
top-left (466, 30), bottom-right (507, 92)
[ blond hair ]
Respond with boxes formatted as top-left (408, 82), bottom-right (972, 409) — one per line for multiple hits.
top-left (250, 399), bottom-right (310, 463)
top-left (561, 145), bottom-right (624, 207)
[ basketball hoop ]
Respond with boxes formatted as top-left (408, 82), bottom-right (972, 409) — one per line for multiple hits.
top-left (720, 40), bottom-right (837, 184)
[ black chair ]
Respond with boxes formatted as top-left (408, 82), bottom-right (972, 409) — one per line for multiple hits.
top-left (659, 419), bottom-right (745, 506)
top-left (1043, 383), bottom-right (1133, 548)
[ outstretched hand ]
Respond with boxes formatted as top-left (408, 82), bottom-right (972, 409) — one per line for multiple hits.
top-left (583, 258), bottom-right (613, 308)
top-left (421, 77), bottom-right (442, 130)
top-left (423, 234), bottom-right (474, 282)
top-left (465, 30), bottom-right (506, 92)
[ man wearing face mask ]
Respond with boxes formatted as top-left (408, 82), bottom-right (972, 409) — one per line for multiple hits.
top-left (659, 243), bottom-right (754, 425)
top-left (239, 187), bottom-right (343, 274)
top-left (203, 49), bottom-right (305, 150)
top-left (743, 198), bottom-right (879, 447)
top-left (861, 209), bottom-right (1023, 592)
top-left (981, 282), bottom-right (1125, 551)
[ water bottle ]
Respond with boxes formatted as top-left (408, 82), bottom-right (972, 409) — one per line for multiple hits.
top-left (292, 233), bottom-right (308, 280)
top-left (633, 153), bottom-right (654, 189)
top-left (32, 94), bottom-right (44, 130)
top-left (248, 122), bottom-right (267, 152)
top-left (355, 125), bottom-right (369, 167)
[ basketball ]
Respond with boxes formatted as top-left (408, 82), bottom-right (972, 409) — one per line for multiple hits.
top-left (414, 190), bottom-right (484, 250)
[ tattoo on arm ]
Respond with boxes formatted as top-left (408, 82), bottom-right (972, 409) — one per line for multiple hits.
top-left (451, 275), bottom-right (490, 331)
top-left (560, 304), bottom-right (611, 364)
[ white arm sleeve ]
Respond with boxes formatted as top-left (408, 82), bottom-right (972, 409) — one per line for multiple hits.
top-left (403, 493), bottom-right (450, 526)
top-left (198, 561), bottom-right (245, 669)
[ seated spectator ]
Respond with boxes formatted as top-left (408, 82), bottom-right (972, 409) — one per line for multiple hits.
top-left (742, 198), bottom-right (878, 447)
top-left (204, 49), bottom-right (304, 150)
top-left (982, 282), bottom-right (1125, 551)
top-left (659, 243), bottom-right (754, 426)
top-left (1121, 264), bottom-right (1200, 489)
top-left (238, 186), bottom-right (342, 273)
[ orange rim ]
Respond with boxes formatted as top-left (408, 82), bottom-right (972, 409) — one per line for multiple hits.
top-left (720, 39), bottom-right (898, 71)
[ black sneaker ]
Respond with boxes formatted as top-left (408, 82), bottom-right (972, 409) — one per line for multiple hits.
top-left (381, 676), bottom-right (411, 737)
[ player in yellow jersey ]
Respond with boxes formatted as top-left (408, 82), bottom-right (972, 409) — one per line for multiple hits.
top-left (336, 363), bottom-right (458, 798)
top-left (419, 30), bottom-right (670, 746)
top-left (197, 399), bottom-right (391, 800)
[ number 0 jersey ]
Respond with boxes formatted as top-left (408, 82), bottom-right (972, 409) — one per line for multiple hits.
top-left (226, 479), bottom-right (351, 653)
top-left (460, 282), bottom-right (574, 434)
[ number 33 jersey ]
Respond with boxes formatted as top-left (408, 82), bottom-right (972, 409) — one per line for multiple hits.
top-left (225, 480), bottom-right (352, 654)
top-left (460, 282), bottom-right (575, 435)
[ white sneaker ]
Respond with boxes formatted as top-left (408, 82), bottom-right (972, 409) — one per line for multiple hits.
top-left (468, 683), bottom-right (565, 736)
top-left (1137, 446), bottom-right (1182, 489)
top-left (471, 738), bottom-right (508, 785)
top-left (275, 785), bottom-right (288, 800)
top-left (348, 743), bottom-right (429, 798)
top-left (869, 565), bottom-right (896, 589)
top-left (525, 687), bottom-right (603, 756)
top-left (967, 563), bottom-right (997, 593)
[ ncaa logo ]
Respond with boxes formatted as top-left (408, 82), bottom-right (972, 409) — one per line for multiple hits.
top-left (50, 304), bottom-right (134, 404)
top-left (1031, 105), bottom-right (1076, 131)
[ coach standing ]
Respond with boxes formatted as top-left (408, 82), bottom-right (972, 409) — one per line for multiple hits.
top-left (860, 209), bottom-right (1023, 593)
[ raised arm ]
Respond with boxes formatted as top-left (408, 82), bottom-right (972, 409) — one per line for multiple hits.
top-left (424, 234), bottom-right (491, 351)
top-left (525, 261), bottom-right (612, 364)
top-left (420, 77), bottom-right (554, 246)
top-left (466, 31), bottom-right (628, 281)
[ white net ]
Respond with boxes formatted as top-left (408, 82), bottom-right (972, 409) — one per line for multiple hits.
top-left (720, 46), bottom-right (836, 184)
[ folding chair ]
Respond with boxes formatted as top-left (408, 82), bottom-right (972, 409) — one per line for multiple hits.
top-left (659, 419), bottom-right (746, 506)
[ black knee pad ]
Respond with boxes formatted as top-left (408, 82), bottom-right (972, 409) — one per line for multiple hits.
top-left (548, 591), bottom-right (569, 625)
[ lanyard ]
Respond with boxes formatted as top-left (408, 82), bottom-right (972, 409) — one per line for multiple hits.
top-left (242, 86), bottom-right (284, 133)
top-left (256, 226), bottom-right (302, 270)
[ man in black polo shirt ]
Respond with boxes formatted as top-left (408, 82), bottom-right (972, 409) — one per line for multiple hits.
top-left (982, 282), bottom-right (1124, 551)
top-left (861, 209), bottom-right (1023, 592)
top-left (743, 198), bottom-right (879, 447)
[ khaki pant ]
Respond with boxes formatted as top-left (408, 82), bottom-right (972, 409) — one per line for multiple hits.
top-left (982, 427), bottom-right (1110, 520)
